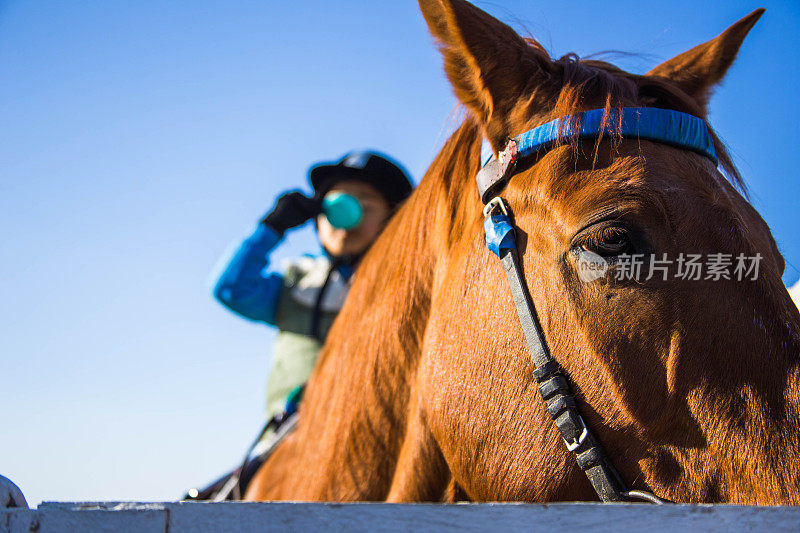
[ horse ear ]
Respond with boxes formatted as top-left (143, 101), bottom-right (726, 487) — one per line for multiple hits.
top-left (418, 0), bottom-right (554, 150)
top-left (646, 9), bottom-right (764, 112)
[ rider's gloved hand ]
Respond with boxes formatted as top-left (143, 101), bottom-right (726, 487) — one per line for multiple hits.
top-left (260, 191), bottom-right (321, 236)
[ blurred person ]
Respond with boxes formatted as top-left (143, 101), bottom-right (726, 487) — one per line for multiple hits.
top-left (213, 151), bottom-right (413, 422)
top-left (184, 151), bottom-right (413, 500)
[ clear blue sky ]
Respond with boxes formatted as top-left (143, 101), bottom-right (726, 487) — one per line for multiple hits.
top-left (2, 1), bottom-right (798, 505)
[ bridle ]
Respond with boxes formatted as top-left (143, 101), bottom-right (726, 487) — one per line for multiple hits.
top-left (477, 107), bottom-right (718, 503)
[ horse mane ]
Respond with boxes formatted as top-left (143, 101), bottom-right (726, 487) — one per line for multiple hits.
top-left (265, 114), bottom-right (484, 500)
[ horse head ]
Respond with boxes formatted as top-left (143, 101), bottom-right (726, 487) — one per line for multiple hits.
top-left (415, 0), bottom-right (799, 504)
top-left (247, 0), bottom-right (800, 504)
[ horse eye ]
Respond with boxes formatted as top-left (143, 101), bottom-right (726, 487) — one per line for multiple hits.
top-left (581, 226), bottom-right (635, 258)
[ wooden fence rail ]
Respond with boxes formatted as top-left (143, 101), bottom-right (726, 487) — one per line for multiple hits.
top-left (3, 501), bottom-right (800, 532)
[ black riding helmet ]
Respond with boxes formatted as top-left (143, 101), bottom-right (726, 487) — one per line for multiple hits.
top-left (309, 151), bottom-right (413, 207)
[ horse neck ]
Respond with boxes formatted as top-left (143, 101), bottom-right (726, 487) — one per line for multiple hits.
top-left (723, 286), bottom-right (800, 503)
top-left (267, 117), bottom-right (484, 501)
top-left (671, 276), bottom-right (800, 503)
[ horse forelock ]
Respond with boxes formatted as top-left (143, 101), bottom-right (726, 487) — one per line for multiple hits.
top-left (507, 46), bottom-right (745, 195)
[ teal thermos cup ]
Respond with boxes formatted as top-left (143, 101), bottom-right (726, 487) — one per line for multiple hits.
top-left (322, 192), bottom-right (363, 229)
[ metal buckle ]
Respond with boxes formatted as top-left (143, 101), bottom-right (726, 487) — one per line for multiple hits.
top-left (563, 414), bottom-right (589, 452)
top-left (483, 196), bottom-right (509, 218)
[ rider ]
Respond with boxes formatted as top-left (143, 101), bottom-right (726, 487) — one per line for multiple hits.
top-left (213, 151), bottom-right (413, 422)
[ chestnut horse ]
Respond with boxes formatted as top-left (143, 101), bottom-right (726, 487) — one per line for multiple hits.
top-left (247, 0), bottom-right (800, 504)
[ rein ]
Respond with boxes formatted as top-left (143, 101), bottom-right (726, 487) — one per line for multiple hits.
top-left (478, 107), bottom-right (717, 503)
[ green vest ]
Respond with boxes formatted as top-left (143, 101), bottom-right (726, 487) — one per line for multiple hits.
top-left (264, 257), bottom-right (345, 420)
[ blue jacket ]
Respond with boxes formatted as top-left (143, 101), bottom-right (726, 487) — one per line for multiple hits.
top-left (213, 224), bottom-right (284, 324)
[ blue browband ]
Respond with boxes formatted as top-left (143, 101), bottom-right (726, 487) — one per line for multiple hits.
top-left (476, 107), bottom-right (718, 204)
top-left (516, 107), bottom-right (717, 164)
